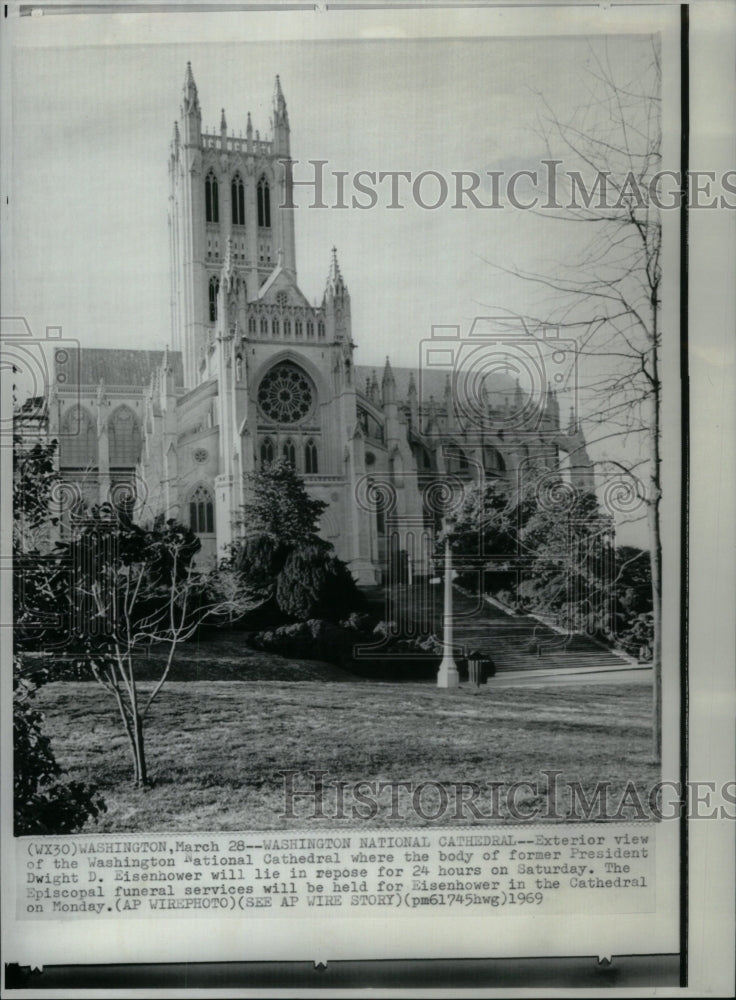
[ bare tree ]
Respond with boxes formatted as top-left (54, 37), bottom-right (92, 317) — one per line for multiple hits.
top-left (484, 38), bottom-right (664, 759)
top-left (24, 511), bottom-right (261, 787)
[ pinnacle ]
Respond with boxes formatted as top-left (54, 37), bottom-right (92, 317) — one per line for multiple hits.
top-left (325, 246), bottom-right (347, 297)
top-left (182, 61), bottom-right (200, 114)
top-left (184, 61), bottom-right (196, 91)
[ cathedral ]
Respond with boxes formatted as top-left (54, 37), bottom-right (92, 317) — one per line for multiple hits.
top-left (45, 65), bottom-right (593, 584)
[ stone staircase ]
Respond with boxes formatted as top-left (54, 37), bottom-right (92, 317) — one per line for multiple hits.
top-left (376, 583), bottom-right (633, 675)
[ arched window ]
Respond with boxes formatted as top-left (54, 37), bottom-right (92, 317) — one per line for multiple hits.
top-left (260, 437), bottom-right (274, 466)
top-left (295, 319), bottom-right (303, 338)
top-left (260, 316), bottom-right (268, 336)
top-left (231, 173), bottom-right (245, 226)
top-left (248, 316), bottom-right (256, 334)
top-left (483, 445), bottom-right (506, 474)
top-left (59, 406), bottom-right (97, 469)
top-left (235, 355), bottom-right (243, 382)
top-left (205, 171), bottom-right (219, 224)
top-left (189, 484), bottom-right (214, 534)
top-left (283, 318), bottom-right (291, 338)
top-left (412, 443), bottom-right (433, 471)
top-left (304, 438), bottom-right (318, 474)
top-left (317, 321), bottom-right (325, 339)
top-left (209, 276), bottom-right (219, 322)
top-left (446, 445), bottom-right (468, 475)
top-left (306, 321), bottom-right (314, 339)
top-left (282, 438), bottom-right (296, 467)
top-left (108, 406), bottom-right (142, 468)
top-left (272, 317), bottom-right (280, 337)
top-left (257, 176), bottom-right (271, 228)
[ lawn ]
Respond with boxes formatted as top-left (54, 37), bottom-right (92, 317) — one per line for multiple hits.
top-left (35, 676), bottom-right (659, 832)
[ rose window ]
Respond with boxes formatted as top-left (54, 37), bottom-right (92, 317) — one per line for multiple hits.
top-left (258, 363), bottom-right (314, 424)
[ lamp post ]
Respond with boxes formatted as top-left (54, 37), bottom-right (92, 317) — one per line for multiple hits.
top-left (437, 519), bottom-right (459, 689)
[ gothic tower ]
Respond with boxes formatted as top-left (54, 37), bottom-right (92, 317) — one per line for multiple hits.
top-left (167, 66), bottom-right (375, 574)
top-left (169, 65), bottom-right (297, 390)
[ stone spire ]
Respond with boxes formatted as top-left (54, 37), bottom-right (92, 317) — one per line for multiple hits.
top-left (444, 373), bottom-right (456, 431)
top-left (182, 61), bottom-right (200, 115)
top-left (246, 111), bottom-right (253, 138)
top-left (181, 62), bottom-right (201, 146)
top-left (547, 382), bottom-right (560, 429)
top-left (272, 74), bottom-right (290, 155)
top-left (220, 108), bottom-right (228, 150)
top-left (567, 406), bottom-right (578, 436)
top-left (325, 246), bottom-right (348, 299)
top-left (273, 74), bottom-right (288, 126)
top-left (382, 356), bottom-right (396, 406)
top-left (407, 371), bottom-right (418, 425)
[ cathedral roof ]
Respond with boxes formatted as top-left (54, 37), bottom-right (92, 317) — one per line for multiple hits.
top-left (354, 365), bottom-right (518, 408)
top-left (63, 348), bottom-right (184, 388)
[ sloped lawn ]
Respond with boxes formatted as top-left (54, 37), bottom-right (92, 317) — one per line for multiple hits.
top-left (35, 674), bottom-right (659, 832)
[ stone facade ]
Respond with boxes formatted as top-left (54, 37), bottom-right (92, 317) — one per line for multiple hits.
top-left (49, 66), bottom-right (594, 582)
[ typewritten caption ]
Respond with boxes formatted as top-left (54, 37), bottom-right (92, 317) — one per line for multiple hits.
top-left (18, 827), bottom-right (655, 919)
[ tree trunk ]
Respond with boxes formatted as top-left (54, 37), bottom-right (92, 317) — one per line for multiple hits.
top-left (132, 714), bottom-right (148, 787)
top-left (648, 347), bottom-right (663, 765)
top-left (648, 497), bottom-right (662, 763)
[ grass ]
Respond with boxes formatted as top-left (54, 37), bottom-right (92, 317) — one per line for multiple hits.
top-left (35, 675), bottom-right (659, 832)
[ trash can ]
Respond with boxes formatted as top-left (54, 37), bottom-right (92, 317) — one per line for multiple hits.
top-left (468, 656), bottom-right (495, 685)
top-left (468, 659), bottom-right (483, 686)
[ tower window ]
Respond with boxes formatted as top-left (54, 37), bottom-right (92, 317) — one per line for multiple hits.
top-left (260, 437), bottom-right (274, 466)
top-left (189, 484), bottom-right (214, 534)
top-left (260, 316), bottom-right (268, 336)
top-left (304, 438), bottom-right (318, 474)
top-left (205, 171), bottom-right (219, 224)
top-left (248, 316), bottom-right (256, 334)
top-left (231, 173), bottom-right (245, 226)
top-left (209, 276), bottom-right (219, 322)
top-left (272, 318), bottom-right (280, 337)
top-left (295, 320), bottom-right (303, 338)
top-left (257, 176), bottom-right (271, 228)
top-left (282, 438), bottom-right (296, 467)
top-left (317, 321), bottom-right (325, 339)
top-left (306, 321), bottom-right (314, 339)
top-left (283, 319), bottom-right (291, 338)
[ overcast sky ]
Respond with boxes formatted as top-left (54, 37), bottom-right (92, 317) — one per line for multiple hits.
top-left (10, 33), bottom-right (653, 364)
top-left (7, 13), bottom-right (678, 546)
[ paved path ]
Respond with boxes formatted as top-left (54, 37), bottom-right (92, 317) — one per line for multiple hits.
top-left (488, 666), bottom-right (652, 688)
